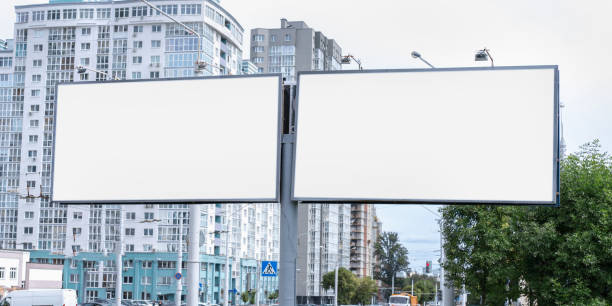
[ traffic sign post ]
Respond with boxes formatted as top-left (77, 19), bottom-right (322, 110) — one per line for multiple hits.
top-left (175, 272), bottom-right (182, 280)
top-left (261, 261), bottom-right (278, 277)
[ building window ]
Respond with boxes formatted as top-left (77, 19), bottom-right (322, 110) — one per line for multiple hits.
top-left (80, 73), bottom-right (89, 81)
top-left (63, 9), bottom-right (77, 20)
top-left (80, 43), bottom-right (90, 50)
top-left (181, 4), bottom-right (201, 15)
top-left (32, 59), bottom-right (42, 67)
top-left (144, 228), bottom-right (153, 236)
top-left (132, 56), bottom-right (142, 64)
top-left (72, 228), bottom-right (82, 235)
top-left (86, 290), bottom-right (98, 302)
top-left (29, 135), bottom-right (38, 143)
top-left (123, 276), bottom-right (133, 284)
top-left (142, 260), bottom-right (152, 269)
top-left (158, 276), bottom-right (171, 285)
top-left (285, 34), bottom-right (291, 41)
top-left (0, 267), bottom-right (4, 279)
top-left (33, 11), bottom-right (45, 21)
top-left (270, 35), bottom-right (277, 42)
top-left (123, 291), bottom-right (133, 300)
top-left (114, 25), bottom-right (128, 33)
top-left (152, 24), bottom-right (162, 32)
top-left (24, 227), bottom-right (33, 234)
top-left (150, 56), bottom-right (160, 64)
top-left (126, 212), bottom-right (136, 220)
top-left (17, 12), bottom-right (29, 23)
top-left (125, 228), bottom-right (135, 236)
top-left (257, 67), bottom-right (264, 73)
top-left (143, 244), bottom-right (153, 251)
top-left (141, 292), bottom-right (151, 300)
top-left (133, 25), bottom-right (143, 33)
top-left (96, 8), bottom-right (111, 19)
top-left (254, 57), bottom-right (264, 63)
top-left (144, 212), bottom-right (154, 219)
top-left (131, 72), bottom-right (141, 79)
top-left (80, 8), bottom-right (94, 19)
top-left (150, 71), bottom-right (159, 79)
top-left (151, 40), bottom-right (161, 48)
top-left (132, 6), bottom-right (148, 17)
top-left (73, 212), bottom-right (82, 219)
top-left (70, 274), bottom-right (80, 283)
top-left (27, 165), bottom-right (36, 173)
top-left (47, 10), bottom-right (60, 20)
top-left (156, 5), bottom-right (178, 15)
top-left (133, 41), bottom-right (143, 49)
top-left (29, 120), bottom-right (39, 127)
top-left (27, 180), bottom-right (36, 187)
top-left (125, 244), bottom-right (134, 252)
top-left (254, 46), bottom-right (264, 53)
top-left (9, 268), bottom-right (16, 280)
top-left (114, 7), bottom-right (129, 18)
top-left (80, 58), bottom-right (90, 66)
top-left (253, 34), bottom-right (264, 42)
top-left (141, 276), bottom-right (152, 285)
top-left (32, 74), bottom-right (41, 82)
top-left (31, 89), bottom-right (40, 97)
top-left (81, 27), bottom-right (91, 35)
top-left (25, 211), bottom-right (34, 219)
top-left (33, 44), bottom-right (43, 52)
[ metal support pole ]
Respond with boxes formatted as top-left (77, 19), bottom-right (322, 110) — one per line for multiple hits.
top-left (391, 274), bottom-right (395, 296)
top-left (334, 266), bottom-right (338, 306)
top-left (440, 217), bottom-right (454, 306)
top-left (224, 212), bottom-right (230, 306)
top-left (187, 204), bottom-right (201, 306)
top-left (115, 206), bottom-right (123, 306)
top-left (435, 282), bottom-right (438, 306)
top-left (279, 134), bottom-right (297, 306)
top-left (256, 261), bottom-right (260, 306)
top-left (176, 212), bottom-right (183, 304)
top-left (411, 278), bottom-right (414, 296)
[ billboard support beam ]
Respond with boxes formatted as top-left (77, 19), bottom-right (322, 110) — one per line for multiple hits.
top-left (187, 204), bottom-right (201, 306)
top-left (279, 84), bottom-right (297, 306)
top-left (279, 134), bottom-right (298, 306)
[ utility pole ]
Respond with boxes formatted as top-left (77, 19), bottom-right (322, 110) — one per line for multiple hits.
top-left (115, 206), bottom-right (123, 306)
top-left (334, 266), bottom-right (338, 306)
top-left (176, 212), bottom-right (183, 304)
top-left (187, 204), bottom-right (201, 306)
top-left (224, 210), bottom-right (231, 306)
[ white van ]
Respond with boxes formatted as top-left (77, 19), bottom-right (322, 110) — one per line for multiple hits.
top-left (0, 289), bottom-right (78, 306)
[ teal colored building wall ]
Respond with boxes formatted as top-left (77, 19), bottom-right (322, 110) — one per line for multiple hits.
top-left (28, 251), bottom-right (278, 304)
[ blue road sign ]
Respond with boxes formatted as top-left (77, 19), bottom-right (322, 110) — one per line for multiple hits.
top-left (175, 272), bottom-right (182, 280)
top-left (261, 261), bottom-right (278, 277)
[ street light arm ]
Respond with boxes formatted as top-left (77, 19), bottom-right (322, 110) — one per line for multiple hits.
top-left (138, 0), bottom-right (204, 70)
top-left (484, 48), bottom-right (494, 67)
top-left (77, 66), bottom-right (120, 80)
top-left (418, 57), bottom-right (435, 69)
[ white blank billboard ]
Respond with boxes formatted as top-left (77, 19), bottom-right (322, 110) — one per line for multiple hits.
top-left (293, 67), bottom-right (559, 204)
top-left (52, 76), bottom-right (281, 203)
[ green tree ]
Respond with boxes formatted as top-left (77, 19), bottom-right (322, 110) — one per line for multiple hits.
top-left (441, 140), bottom-right (612, 305)
top-left (322, 267), bottom-right (356, 305)
top-left (248, 290), bottom-right (256, 304)
top-left (351, 277), bottom-right (378, 304)
top-left (240, 291), bottom-right (249, 304)
top-left (374, 231), bottom-right (410, 290)
top-left (517, 140), bottom-right (612, 305)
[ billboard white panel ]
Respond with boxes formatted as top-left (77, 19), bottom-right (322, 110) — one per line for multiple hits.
top-left (293, 67), bottom-right (559, 204)
top-left (52, 76), bottom-right (281, 203)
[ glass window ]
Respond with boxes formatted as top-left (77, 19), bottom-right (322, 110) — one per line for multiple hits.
top-left (32, 11), bottom-right (45, 21)
top-left (285, 34), bottom-right (291, 41)
top-left (81, 27), bottom-right (91, 35)
top-left (17, 12), bottom-right (29, 23)
top-left (152, 24), bottom-right (162, 32)
top-left (151, 40), bottom-right (161, 48)
top-left (253, 34), bottom-right (264, 42)
top-left (63, 9), bottom-right (77, 20)
top-left (80, 8), bottom-right (94, 19)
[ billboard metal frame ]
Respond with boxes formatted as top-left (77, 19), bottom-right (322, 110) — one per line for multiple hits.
top-left (51, 73), bottom-right (284, 204)
top-left (291, 65), bottom-right (560, 206)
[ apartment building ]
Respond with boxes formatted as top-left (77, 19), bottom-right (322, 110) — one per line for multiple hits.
top-left (0, 0), bottom-right (279, 303)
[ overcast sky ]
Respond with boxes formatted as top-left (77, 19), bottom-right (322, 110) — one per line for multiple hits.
top-left (2, 0), bottom-right (611, 272)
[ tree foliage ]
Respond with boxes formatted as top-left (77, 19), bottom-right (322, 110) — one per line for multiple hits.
top-left (441, 140), bottom-right (612, 305)
top-left (374, 231), bottom-right (410, 287)
top-left (400, 275), bottom-right (439, 304)
top-left (321, 267), bottom-right (378, 305)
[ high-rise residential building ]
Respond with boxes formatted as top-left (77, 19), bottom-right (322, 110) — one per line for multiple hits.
top-left (250, 18), bottom-right (343, 82)
top-left (1, 0), bottom-right (279, 303)
top-left (350, 204), bottom-right (380, 278)
top-left (240, 59), bottom-right (258, 75)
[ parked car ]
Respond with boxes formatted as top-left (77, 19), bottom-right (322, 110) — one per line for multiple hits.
top-left (0, 289), bottom-right (78, 306)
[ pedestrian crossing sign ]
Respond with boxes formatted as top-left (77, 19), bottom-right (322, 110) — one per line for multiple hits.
top-left (261, 261), bottom-right (278, 277)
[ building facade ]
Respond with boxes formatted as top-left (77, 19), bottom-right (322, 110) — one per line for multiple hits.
top-left (250, 18), bottom-right (343, 82)
top-left (1, 0), bottom-right (279, 303)
top-left (350, 204), bottom-right (379, 278)
top-left (240, 59), bottom-right (258, 75)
